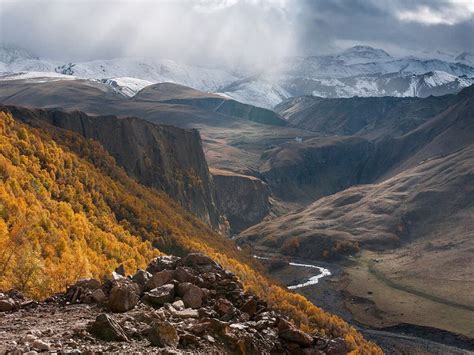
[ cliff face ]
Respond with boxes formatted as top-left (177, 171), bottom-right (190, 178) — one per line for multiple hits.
top-left (4, 105), bottom-right (221, 228)
top-left (211, 168), bottom-right (271, 234)
top-left (260, 136), bottom-right (372, 202)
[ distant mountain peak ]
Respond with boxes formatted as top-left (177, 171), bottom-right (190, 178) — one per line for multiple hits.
top-left (0, 43), bottom-right (38, 63)
top-left (337, 45), bottom-right (393, 65)
top-left (455, 51), bottom-right (474, 65)
top-left (342, 45), bottom-right (391, 56)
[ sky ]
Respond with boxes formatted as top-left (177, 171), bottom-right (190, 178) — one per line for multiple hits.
top-left (0, 0), bottom-right (473, 68)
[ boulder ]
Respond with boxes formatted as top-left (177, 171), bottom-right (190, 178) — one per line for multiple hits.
top-left (146, 270), bottom-right (174, 290)
top-left (171, 308), bottom-right (199, 319)
top-left (132, 269), bottom-right (152, 287)
top-left (115, 264), bottom-right (126, 276)
top-left (148, 321), bottom-right (179, 347)
top-left (277, 318), bottom-right (313, 347)
top-left (182, 284), bottom-right (204, 309)
top-left (109, 280), bottom-right (140, 313)
top-left (172, 300), bottom-right (185, 310)
top-left (88, 313), bottom-right (129, 341)
top-left (147, 256), bottom-right (180, 274)
top-left (180, 253), bottom-right (216, 267)
top-left (173, 267), bottom-right (199, 284)
top-left (75, 279), bottom-right (101, 290)
top-left (215, 298), bottom-right (234, 315)
top-left (31, 339), bottom-right (50, 351)
top-left (143, 284), bottom-right (175, 307)
top-left (91, 289), bottom-right (107, 304)
top-left (176, 282), bottom-right (193, 297)
top-left (0, 298), bottom-right (16, 312)
top-left (240, 298), bottom-right (258, 316)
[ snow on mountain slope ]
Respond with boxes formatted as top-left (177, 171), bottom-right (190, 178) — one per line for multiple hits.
top-left (455, 52), bottom-right (474, 66)
top-left (0, 44), bottom-right (38, 64)
top-left (218, 76), bottom-right (291, 109)
top-left (0, 45), bottom-right (238, 94)
top-left (279, 71), bottom-right (474, 99)
top-left (100, 77), bottom-right (154, 97)
top-left (52, 58), bottom-right (238, 92)
top-left (335, 45), bottom-right (393, 65)
top-left (281, 56), bottom-right (474, 79)
top-left (0, 71), bottom-right (77, 82)
top-left (1, 44), bottom-right (473, 108)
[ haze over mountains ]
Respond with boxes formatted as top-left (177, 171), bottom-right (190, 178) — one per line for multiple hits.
top-left (1, 43), bottom-right (474, 109)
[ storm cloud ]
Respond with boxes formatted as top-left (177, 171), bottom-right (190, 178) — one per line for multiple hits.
top-left (0, 0), bottom-right (472, 66)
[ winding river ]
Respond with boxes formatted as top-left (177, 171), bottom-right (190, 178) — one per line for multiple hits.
top-left (254, 255), bottom-right (332, 290)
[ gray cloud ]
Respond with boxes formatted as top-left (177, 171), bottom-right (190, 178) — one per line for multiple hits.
top-left (297, 0), bottom-right (474, 56)
top-left (0, 0), bottom-right (472, 67)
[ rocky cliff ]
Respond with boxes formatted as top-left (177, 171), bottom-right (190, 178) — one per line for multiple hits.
top-left (211, 168), bottom-right (271, 234)
top-left (3, 105), bottom-right (221, 228)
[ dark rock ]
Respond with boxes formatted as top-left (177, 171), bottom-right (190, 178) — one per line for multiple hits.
top-left (91, 289), bottom-right (107, 304)
top-left (88, 314), bottom-right (129, 342)
top-left (173, 267), bottom-right (199, 284)
top-left (143, 284), bottom-right (175, 307)
top-left (147, 256), bottom-right (180, 274)
top-left (74, 279), bottom-right (101, 290)
top-left (215, 298), bottom-right (234, 315)
top-left (0, 298), bottom-right (16, 312)
top-left (277, 318), bottom-right (313, 347)
top-left (148, 321), bottom-right (179, 347)
top-left (326, 338), bottom-right (348, 355)
top-left (181, 253), bottom-right (216, 267)
top-left (132, 269), bottom-right (152, 287)
top-left (109, 280), bottom-right (140, 313)
top-left (182, 285), bottom-right (204, 309)
top-left (146, 270), bottom-right (174, 290)
top-left (115, 264), bottom-right (126, 276)
top-left (240, 298), bottom-right (258, 316)
top-left (176, 282), bottom-right (193, 298)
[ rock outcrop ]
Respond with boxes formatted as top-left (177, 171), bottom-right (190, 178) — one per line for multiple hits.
top-left (211, 168), bottom-right (271, 234)
top-left (0, 254), bottom-right (347, 354)
top-left (3, 105), bottom-right (221, 228)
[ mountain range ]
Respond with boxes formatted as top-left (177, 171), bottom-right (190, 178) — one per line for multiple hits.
top-left (1, 43), bottom-right (473, 109)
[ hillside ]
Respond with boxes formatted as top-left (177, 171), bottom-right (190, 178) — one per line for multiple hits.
top-left (238, 144), bottom-right (474, 337)
top-left (5, 105), bottom-right (221, 228)
top-left (133, 83), bottom-right (287, 126)
top-left (260, 86), bottom-right (474, 202)
top-left (0, 78), bottom-right (317, 177)
top-left (0, 109), bottom-right (380, 353)
top-left (276, 93), bottom-right (457, 137)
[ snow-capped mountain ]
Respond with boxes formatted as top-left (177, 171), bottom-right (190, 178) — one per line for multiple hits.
top-left (0, 45), bottom-right (238, 93)
top-left (1, 44), bottom-right (473, 108)
top-left (218, 75), bottom-right (291, 109)
top-left (279, 71), bottom-right (474, 99)
top-left (0, 44), bottom-right (38, 64)
top-left (455, 52), bottom-right (474, 66)
top-left (334, 45), bottom-right (393, 65)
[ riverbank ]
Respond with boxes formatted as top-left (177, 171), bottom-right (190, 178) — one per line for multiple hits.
top-left (256, 252), bottom-right (474, 354)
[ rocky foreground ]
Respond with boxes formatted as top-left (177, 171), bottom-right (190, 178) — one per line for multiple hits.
top-left (0, 253), bottom-right (347, 354)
